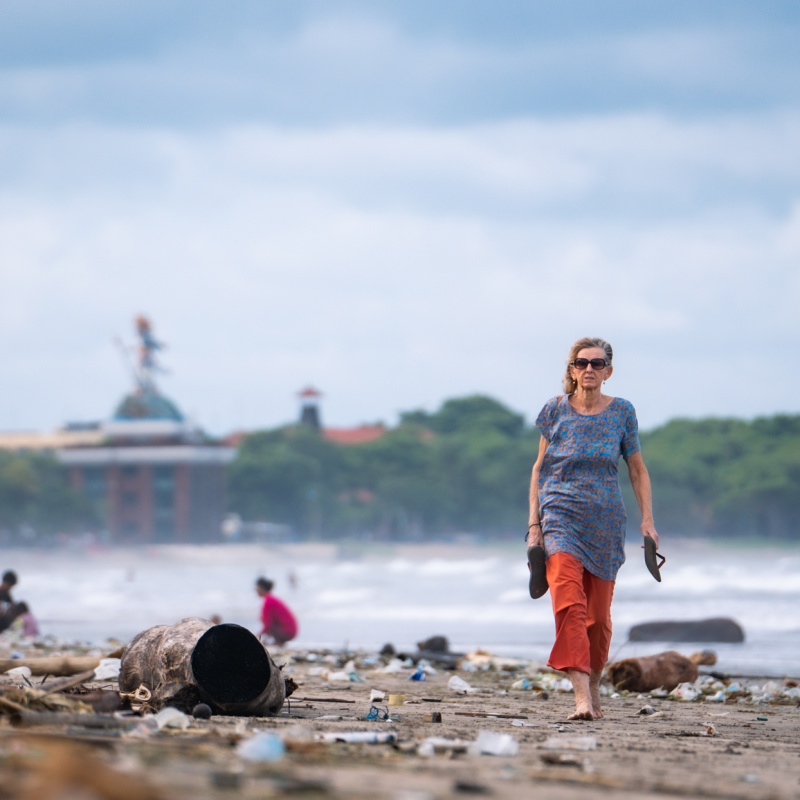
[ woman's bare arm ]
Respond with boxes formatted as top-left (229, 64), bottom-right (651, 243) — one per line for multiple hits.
top-left (527, 436), bottom-right (549, 548)
top-left (625, 450), bottom-right (660, 547)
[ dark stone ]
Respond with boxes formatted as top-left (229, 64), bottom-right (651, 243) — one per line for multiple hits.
top-left (192, 703), bottom-right (212, 719)
top-left (628, 617), bottom-right (745, 643)
top-left (416, 636), bottom-right (449, 653)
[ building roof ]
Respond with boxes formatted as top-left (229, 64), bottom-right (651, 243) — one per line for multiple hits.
top-left (323, 425), bottom-right (386, 445)
top-left (0, 429), bottom-right (105, 452)
top-left (113, 390), bottom-right (185, 422)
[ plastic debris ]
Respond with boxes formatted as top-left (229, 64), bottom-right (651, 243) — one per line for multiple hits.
top-left (321, 731), bottom-right (397, 744)
top-left (471, 730), bottom-right (519, 757)
top-left (669, 683), bottom-right (701, 702)
top-left (463, 651), bottom-right (529, 672)
top-left (154, 707), bottom-right (191, 731)
top-left (370, 689), bottom-right (385, 702)
top-left (237, 731), bottom-right (285, 762)
top-left (373, 658), bottom-right (410, 674)
top-left (325, 670), bottom-right (353, 682)
top-left (364, 705), bottom-right (391, 721)
top-left (5, 666), bottom-right (32, 678)
top-left (511, 679), bottom-right (531, 690)
top-left (638, 705), bottom-right (657, 715)
top-left (418, 737), bottom-right (472, 757)
top-left (388, 694), bottom-right (406, 705)
top-left (93, 658), bottom-right (121, 681)
top-left (543, 736), bottom-right (597, 751)
top-left (409, 669), bottom-right (427, 682)
top-left (448, 675), bottom-right (477, 695)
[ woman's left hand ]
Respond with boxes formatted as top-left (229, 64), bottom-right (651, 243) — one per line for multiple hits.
top-left (641, 522), bottom-right (659, 549)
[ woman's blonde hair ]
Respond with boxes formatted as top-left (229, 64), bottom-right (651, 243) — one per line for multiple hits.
top-left (562, 337), bottom-right (613, 394)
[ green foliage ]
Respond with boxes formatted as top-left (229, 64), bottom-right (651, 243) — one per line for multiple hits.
top-left (640, 414), bottom-right (800, 538)
top-left (228, 400), bottom-right (800, 541)
top-left (0, 451), bottom-right (97, 536)
top-left (5, 401), bottom-right (798, 542)
top-left (229, 396), bottom-right (538, 538)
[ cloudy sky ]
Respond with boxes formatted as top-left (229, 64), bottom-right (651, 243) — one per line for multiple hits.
top-left (2, 1), bottom-right (799, 434)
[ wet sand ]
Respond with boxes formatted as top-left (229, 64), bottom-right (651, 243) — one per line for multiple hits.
top-left (2, 645), bottom-right (800, 800)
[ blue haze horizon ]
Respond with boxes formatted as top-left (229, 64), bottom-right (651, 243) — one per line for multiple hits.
top-left (6, 540), bottom-right (799, 678)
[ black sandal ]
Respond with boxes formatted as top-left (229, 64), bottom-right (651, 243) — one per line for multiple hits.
top-left (643, 534), bottom-right (666, 582)
top-left (527, 545), bottom-right (549, 599)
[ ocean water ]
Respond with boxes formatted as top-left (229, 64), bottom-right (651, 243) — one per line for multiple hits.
top-left (3, 539), bottom-right (799, 677)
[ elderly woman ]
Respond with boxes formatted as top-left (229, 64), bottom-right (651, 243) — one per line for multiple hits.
top-left (527, 337), bottom-right (660, 720)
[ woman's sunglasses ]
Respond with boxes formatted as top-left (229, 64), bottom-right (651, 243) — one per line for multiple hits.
top-left (571, 358), bottom-right (608, 370)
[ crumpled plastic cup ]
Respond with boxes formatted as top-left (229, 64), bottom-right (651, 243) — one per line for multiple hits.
top-left (5, 666), bottom-right (32, 679)
top-left (237, 731), bottom-right (285, 762)
top-left (154, 706), bottom-right (191, 731)
top-left (471, 730), bottom-right (519, 757)
top-left (448, 675), bottom-right (477, 694)
top-left (93, 658), bottom-right (121, 681)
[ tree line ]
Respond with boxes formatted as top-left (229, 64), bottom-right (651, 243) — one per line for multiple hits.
top-left (229, 396), bottom-right (800, 541)
top-left (1, 396), bottom-right (799, 541)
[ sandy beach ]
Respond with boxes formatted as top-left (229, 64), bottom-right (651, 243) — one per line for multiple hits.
top-left (2, 639), bottom-right (799, 800)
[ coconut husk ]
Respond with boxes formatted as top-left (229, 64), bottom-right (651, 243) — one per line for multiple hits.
top-left (606, 650), bottom-right (698, 692)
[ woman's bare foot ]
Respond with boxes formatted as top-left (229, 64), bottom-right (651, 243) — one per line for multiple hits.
top-left (567, 670), bottom-right (594, 720)
top-left (589, 669), bottom-right (604, 719)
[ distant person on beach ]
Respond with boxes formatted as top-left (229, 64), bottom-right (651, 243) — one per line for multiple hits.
top-left (8, 602), bottom-right (39, 638)
top-left (527, 336), bottom-right (660, 720)
top-left (0, 601), bottom-right (27, 634)
top-left (256, 577), bottom-right (298, 646)
top-left (0, 571), bottom-right (17, 611)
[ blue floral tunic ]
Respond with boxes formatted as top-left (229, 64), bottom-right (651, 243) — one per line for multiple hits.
top-left (535, 395), bottom-right (641, 581)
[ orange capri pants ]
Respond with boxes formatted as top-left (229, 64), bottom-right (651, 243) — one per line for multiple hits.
top-left (546, 551), bottom-right (615, 675)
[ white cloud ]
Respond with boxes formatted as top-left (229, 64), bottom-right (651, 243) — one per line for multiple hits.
top-left (0, 110), bottom-right (798, 433)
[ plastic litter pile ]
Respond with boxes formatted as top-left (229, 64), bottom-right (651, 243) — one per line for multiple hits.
top-left (649, 676), bottom-right (800, 705)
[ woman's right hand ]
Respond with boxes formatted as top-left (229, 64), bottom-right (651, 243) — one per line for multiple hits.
top-left (527, 524), bottom-right (543, 549)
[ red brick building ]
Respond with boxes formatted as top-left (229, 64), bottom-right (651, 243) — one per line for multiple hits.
top-left (58, 391), bottom-right (234, 544)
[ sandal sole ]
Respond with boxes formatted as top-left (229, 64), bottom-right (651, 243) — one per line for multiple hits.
top-left (527, 545), bottom-right (549, 599)
top-left (644, 534), bottom-right (663, 582)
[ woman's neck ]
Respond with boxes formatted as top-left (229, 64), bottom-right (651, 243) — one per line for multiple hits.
top-left (571, 387), bottom-right (608, 413)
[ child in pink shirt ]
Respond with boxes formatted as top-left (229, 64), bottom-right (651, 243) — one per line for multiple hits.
top-left (256, 577), bottom-right (298, 645)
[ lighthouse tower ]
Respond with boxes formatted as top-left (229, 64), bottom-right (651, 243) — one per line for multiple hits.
top-left (297, 386), bottom-right (322, 431)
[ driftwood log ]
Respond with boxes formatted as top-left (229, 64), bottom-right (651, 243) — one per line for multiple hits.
top-left (119, 617), bottom-right (286, 716)
top-left (0, 657), bottom-right (104, 677)
top-left (606, 650), bottom-right (699, 692)
top-left (629, 617), bottom-right (745, 643)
